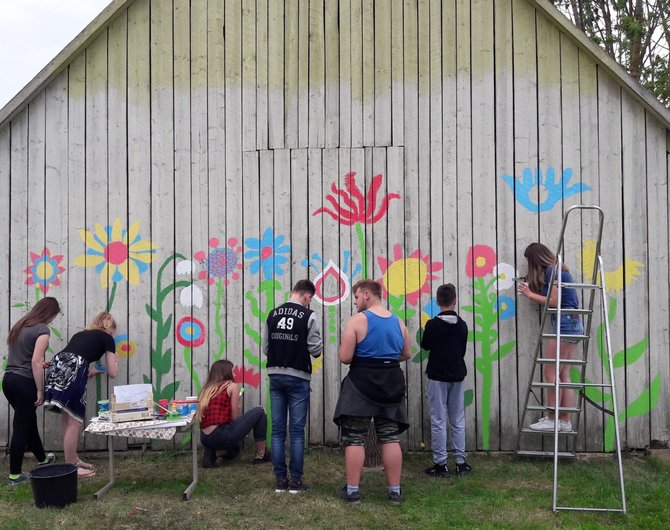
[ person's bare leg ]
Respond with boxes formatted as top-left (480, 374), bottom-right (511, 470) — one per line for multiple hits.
top-left (543, 339), bottom-right (558, 419)
top-left (381, 442), bottom-right (403, 486)
top-left (62, 413), bottom-right (82, 464)
top-left (344, 445), bottom-right (365, 487)
top-left (558, 342), bottom-right (576, 421)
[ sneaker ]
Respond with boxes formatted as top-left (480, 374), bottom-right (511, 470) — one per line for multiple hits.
top-left (289, 479), bottom-right (308, 494)
top-left (340, 485), bottom-right (362, 505)
top-left (456, 462), bottom-right (472, 477)
top-left (424, 463), bottom-right (450, 478)
top-left (559, 419), bottom-right (573, 432)
top-left (388, 489), bottom-right (403, 505)
top-left (529, 416), bottom-right (557, 431)
top-left (201, 446), bottom-right (217, 468)
top-left (39, 453), bottom-right (56, 465)
top-left (253, 450), bottom-right (272, 465)
top-left (8, 473), bottom-right (30, 486)
top-left (275, 478), bottom-right (289, 493)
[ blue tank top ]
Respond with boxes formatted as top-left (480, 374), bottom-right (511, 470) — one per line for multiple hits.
top-left (354, 310), bottom-right (404, 360)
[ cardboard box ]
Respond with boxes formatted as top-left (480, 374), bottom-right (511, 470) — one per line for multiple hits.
top-left (110, 385), bottom-right (154, 423)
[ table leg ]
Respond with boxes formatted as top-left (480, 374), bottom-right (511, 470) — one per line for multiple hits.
top-left (182, 427), bottom-right (198, 500)
top-left (94, 435), bottom-right (115, 499)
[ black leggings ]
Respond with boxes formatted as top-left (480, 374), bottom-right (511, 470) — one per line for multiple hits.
top-left (2, 372), bottom-right (47, 475)
top-left (200, 406), bottom-right (267, 452)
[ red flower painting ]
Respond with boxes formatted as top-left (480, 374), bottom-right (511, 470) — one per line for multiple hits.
top-left (312, 172), bottom-right (401, 226)
top-left (233, 365), bottom-right (261, 389)
top-left (466, 245), bottom-right (497, 278)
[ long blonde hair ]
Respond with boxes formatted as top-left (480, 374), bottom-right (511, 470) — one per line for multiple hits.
top-left (524, 242), bottom-right (569, 294)
top-left (86, 312), bottom-right (117, 333)
top-left (195, 360), bottom-right (234, 422)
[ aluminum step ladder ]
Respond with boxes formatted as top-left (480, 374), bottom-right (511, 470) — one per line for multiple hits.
top-left (515, 205), bottom-right (626, 513)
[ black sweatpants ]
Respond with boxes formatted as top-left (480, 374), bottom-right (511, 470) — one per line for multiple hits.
top-left (200, 406), bottom-right (267, 452)
top-left (2, 372), bottom-right (47, 475)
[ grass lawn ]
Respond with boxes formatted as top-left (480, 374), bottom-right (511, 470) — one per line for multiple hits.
top-left (1, 447), bottom-right (668, 529)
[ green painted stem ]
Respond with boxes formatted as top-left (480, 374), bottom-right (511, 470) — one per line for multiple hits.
top-left (106, 282), bottom-right (117, 312)
top-left (355, 223), bottom-right (367, 278)
top-left (35, 287), bottom-right (41, 302)
top-left (184, 346), bottom-right (201, 394)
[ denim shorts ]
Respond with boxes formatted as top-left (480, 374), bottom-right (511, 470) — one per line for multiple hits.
top-left (550, 314), bottom-right (583, 343)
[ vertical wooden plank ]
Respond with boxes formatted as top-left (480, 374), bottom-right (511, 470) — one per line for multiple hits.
top-left (494, 0), bottom-right (518, 451)
top-left (297, 0), bottom-right (309, 148)
top-left (256, 0), bottom-right (268, 150)
top-left (621, 94), bottom-right (649, 449)
top-left (173, 0), bottom-right (192, 403)
top-left (273, 150), bottom-right (291, 285)
top-left (324, 0), bottom-right (339, 148)
top-left (190, 0), bottom-right (210, 397)
top-left (268, 0), bottom-right (284, 148)
top-left (284, 0), bottom-right (299, 147)
top-left (512, 0), bottom-right (539, 451)
top-left (350, 0), bottom-right (363, 148)
top-left (242, 0), bottom-right (257, 151)
top-left (127, 0), bottom-right (152, 400)
top-left (391, 0), bottom-right (404, 146)
top-left (374, 1), bottom-right (391, 147)
top-left (308, 0), bottom-right (325, 148)
top-left (339, 0), bottom-right (352, 147)
top-left (306, 148), bottom-right (326, 442)
top-left (577, 50), bottom-right (604, 451)
top-left (647, 117), bottom-right (670, 444)
top-left (0, 124), bottom-right (9, 447)
top-left (471, 0), bottom-right (499, 451)
top-left (84, 33), bottom-right (109, 451)
top-left (361, 0), bottom-right (374, 146)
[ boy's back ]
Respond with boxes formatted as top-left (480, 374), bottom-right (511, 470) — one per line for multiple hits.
top-left (421, 310), bottom-right (468, 382)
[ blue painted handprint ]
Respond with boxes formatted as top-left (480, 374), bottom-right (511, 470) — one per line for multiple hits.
top-left (501, 167), bottom-right (591, 213)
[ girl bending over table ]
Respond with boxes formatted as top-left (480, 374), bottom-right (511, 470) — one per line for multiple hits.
top-left (197, 360), bottom-right (270, 468)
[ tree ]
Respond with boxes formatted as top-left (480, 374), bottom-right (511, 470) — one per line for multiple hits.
top-left (550, 0), bottom-right (670, 107)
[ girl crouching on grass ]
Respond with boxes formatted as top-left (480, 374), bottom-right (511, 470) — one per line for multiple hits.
top-left (197, 360), bottom-right (270, 467)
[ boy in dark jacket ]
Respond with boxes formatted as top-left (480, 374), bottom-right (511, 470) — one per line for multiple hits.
top-left (420, 283), bottom-right (471, 478)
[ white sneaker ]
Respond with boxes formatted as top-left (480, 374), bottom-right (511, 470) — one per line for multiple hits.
top-left (559, 419), bottom-right (573, 432)
top-left (529, 417), bottom-right (556, 431)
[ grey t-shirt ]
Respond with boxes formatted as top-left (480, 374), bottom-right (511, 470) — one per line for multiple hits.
top-left (6, 323), bottom-right (50, 380)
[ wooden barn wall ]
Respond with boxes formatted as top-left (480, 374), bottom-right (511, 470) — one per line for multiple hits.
top-left (1, 0), bottom-right (669, 453)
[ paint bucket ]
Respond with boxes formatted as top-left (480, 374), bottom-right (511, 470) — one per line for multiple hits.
top-left (30, 463), bottom-right (78, 508)
top-left (186, 396), bottom-right (198, 414)
top-left (97, 399), bottom-right (110, 420)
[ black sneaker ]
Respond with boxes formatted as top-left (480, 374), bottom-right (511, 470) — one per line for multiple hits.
top-left (253, 450), bottom-right (272, 465)
top-left (201, 446), bottom-right (217, 468)
top-left (275, 478), bottom-right (289, 493)
top-left (456, 462), bottom-right (472, 477)
top-left (8, 473), bottom-right (30, 486)
top-left (39, 453), bottom-right (56, 465)
top-left (425, 463), bottom-right (450, 478)
top-left (340, 485), bottom-right (362, 505)
top-left (388, 489), bottom-right (403, 505)
top-left (288, 479), bottom-right (308, 494)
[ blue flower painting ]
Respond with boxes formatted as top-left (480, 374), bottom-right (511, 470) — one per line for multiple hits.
top-left (244, 227), bottom-right (290, 280)
top-left (495, 296), bottom-right (516, 320)
top-left (502, 167), bottom-right (591, 213)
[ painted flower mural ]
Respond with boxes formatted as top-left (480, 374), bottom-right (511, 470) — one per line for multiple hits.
top-left (580, 239), bottom-right (644, 294)
top-left (74, 219), bottom-right (158, 310)
top-left (233, 365), bottom-right (261, 389)
top-left (302, 251), bottom-right (362, 307)
top-left (194, 237), bottom-right (243, 286)
top-left (466, 245), bottom-right (496, 278)
top-left (378, 244), bottom-right (442, 307)
top-left (114, 333), bottom-right (137, 359)
top-left (24, 248), bottom-right (65, 295)
top-left (177, 315), bottom-right (206, 393)
top-left (245, 228), bottom-right (290, 280)
top-left (313, 172), bottom-right (401, 277)
top-left (501, 167), bottom-right (591, 213)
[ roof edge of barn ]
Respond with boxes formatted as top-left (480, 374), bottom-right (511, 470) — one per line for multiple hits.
top-left (1, 0), bottom-right (670, 130)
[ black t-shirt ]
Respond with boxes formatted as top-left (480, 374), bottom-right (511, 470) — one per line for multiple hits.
top-left (61, 329), bottom-right (116, 363)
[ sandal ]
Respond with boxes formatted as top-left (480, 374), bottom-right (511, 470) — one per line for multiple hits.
top-left (76, 460), bottom-right (95, 471)
top-left (76, 467), bottom-right (96, 478)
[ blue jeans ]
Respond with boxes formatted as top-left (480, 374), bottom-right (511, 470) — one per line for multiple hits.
top-left (269, 374), bottom-right (310, 481)
top-left (427, 379), bottom-right (467, 466)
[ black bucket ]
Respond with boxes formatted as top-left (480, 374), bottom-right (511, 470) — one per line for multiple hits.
top-left (30, 463), bottom-right (78, 508)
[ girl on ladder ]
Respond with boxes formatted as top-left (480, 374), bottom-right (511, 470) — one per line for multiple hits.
top-left (518, 242), bottom-right (583, 432)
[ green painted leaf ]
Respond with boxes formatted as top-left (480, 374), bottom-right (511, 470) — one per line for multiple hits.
top-left (161, 382), bottom-right (180, 401)
top-left (612, 337), bottom-right (648, 368)
top-left (12, 303), bottom-right (26, 308)
top-left (158, 314), bottom-right (173, 341)
top-left (244, 348), bottom-right (261, 366)
top-left (49, 326), bottom-right (63, 339)
top-left (145, 304), bottom-right (160, 322)
top-left (569, 367), bottom-right (612, 402)
top-left (464, 389), bottom-right (474, 407)
top-left (246, 290), bottom-right (261, 318)
top-left (623, 373), bottom-right (662, 419)
top-left (244, 323), bottom-right (261, 345)
top-left (151, 348), bottom-right (162, 368)
top-left (161, 348), bottom-right (173, 373)
top-left (143, 375), bottom-right (151, 384)
top-left (495, 341), bottom-right (515, 360)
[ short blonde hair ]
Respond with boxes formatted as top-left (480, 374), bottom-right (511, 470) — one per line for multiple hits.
top-left (87, 312), bottom-right (117, 333)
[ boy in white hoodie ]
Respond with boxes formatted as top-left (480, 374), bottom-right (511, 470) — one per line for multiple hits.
top-left (420, 283), bottom-right (471, 478)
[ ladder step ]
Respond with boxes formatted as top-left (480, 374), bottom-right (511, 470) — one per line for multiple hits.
top-left (520, 428), bottom-right (578, 436)
top-left (560, 282), bottom-right (601, 289)
top-left (516, 450), bottom-right (576, 458)
top-left (531, 382), bottom-right (612, 389)
top-left (537, 358), bottom-right (586, 365)
top-left (545, 308), bottom-right (592, 315)
top-left (542, 333), bottom-right (590, 341)
top-left (526, 405), bottom-right (582, 413)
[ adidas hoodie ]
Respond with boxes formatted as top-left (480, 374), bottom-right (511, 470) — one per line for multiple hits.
top-left (420, 310), bottom-right (469, 382)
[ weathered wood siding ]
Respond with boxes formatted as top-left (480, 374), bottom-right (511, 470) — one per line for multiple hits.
top-left (1, 0), bottom-right (669, 452)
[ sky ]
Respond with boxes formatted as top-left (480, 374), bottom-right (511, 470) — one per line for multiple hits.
top-left (0, 0), bottom-right (112, 109)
